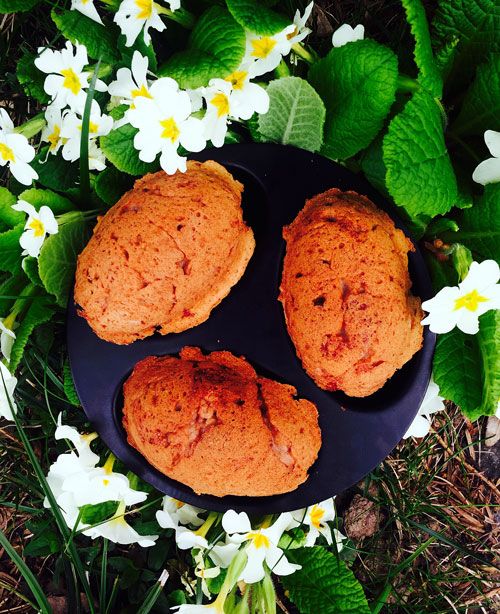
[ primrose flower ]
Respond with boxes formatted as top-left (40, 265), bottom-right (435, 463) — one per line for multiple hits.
top-left (224, 65), bottom-right (269, 120)
top-left (156, 495), bottom-right (204, 529)
top-left (421, 260), bottom-right (500, 334)
top-left (41, 106), bottom-right (65, 155)
top-left (208, 540), bottom-right (240, 568)
top-left (245, 25), bottom-right (297, 77)
top-left (472, 130), bottom-right (500, 185)
top-left (127, 77), bottom-right (206, 175)
top-left (34, 41), bottom-right (106, 111)
top-left (0, 321), bottom-right (15, 363)
top-left (287, 1), bottom-right (313, 46)
top-left (202, 79), bottom-right (234, 147)
top-left (114, 0), bottom-right (179, 47)
top-left (85, 501), bottom-right (158, 546)
top-left (174, 605), bottom-right (221, 614)
top-left (60, 100), bottom-right (113, 164)
top-left (332, 23), bottom-right (365, 47)
top-left (223, 511), bottom-right (300, 583)
top-left (0, 361), bottom-right (17, 421)
top-left (404, 377), bottom-right (445, 439)
top-left (11, 200), bottom-right (58, 258)
top-left (194, 550), bottom-right (220, 598)
top-left (108, 50), bottom-right (152, 109)
top-left (0, 109), bottom-right (38, 186)
top-left (70, 0), bottom-right (103, 24)
top-left (289, 498), bottom-right (339, 547)
top-left (54, 414), bottom-right (100, 467)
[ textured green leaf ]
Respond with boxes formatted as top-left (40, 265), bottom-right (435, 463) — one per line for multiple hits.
top-left (17, 50), bottom-right (50, 104)
top-left (80, 501), bottom-right (118, 524)
top-left (446, 184), bottom-right (500, 262)
top-left (159, 6), bottom-right (245, 88)
top-left (0, 275), bottom-right (25, 319)
top-left (22, 257), bottom-right (43, 288)
top-left (100, 124), bottom-right (160, 176)
top-left (38, 217), bottom-right (91, 307)
top-left (383, 88), bottom-right (457, 217)
top-left (257, 77), bottom-right (325, 152)
top-left (52, 9), bottom-right (120, 64)
top-left (453, 54), bottom-right (500, 136)
top-left (9, 295), bottom-right (55, 372)
top-left (0, 225), bottom-right (23, 273)
top-left (309, 40), bottom-right (398, 160)
top-left (401, 0), bottom-right (442, 96)
top-left (0, 187), bottom-right (23, 227)
top-left (0, 0), bottom-right (40, 12)
top-left (433, 311), bottom-right (499, 419)
top-left (19, 188), bottom-right (74, 216)
top-left (94, 166), bottom-right (134, 206)
top-left (282, 548), bottom-right (370, 614)
top-left (63, 361), bottom-right (80, 406)
top-left (32, 147), bottom-right (80, 192)
top-left (226, 0), bottom-right (289, 35)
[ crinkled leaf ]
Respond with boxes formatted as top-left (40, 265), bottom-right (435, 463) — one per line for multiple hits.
top-left (51, 9), bottom-right (120, 64)
top-left (38, 217), bottom-right (91, 307)
top-left (100, 124), bottom-right (160, 176)
top-left (309, 40), bottom-right (398, 160)
top-left (257, 77), bottom-right (325, 152)
top-left (22, 257), bottom-right (43, 288)
top-left (433, 311), bottom-right (499, 419)
top-left (0, 274), bottom-right (25, 319)
top-left (282, 548), bottom-right (370, 614)
top-left (17, 50), bottom-right (50, 104)
top-left (94, 166), bottom-right (134, 206)
top-left (0, 187), bottom-right (23, 227)
top-left (19, 188), bottom-right (74, 216)
top-left (32, 147), bottom-right (80, 192)
top-left (383, 88), bottom-right (457, 217)
top-left (453, 54), bottom-right (500, 136)
top-left (401, 0), bottom-right (442, 96)
top-left (226, 0), bottom-right (289, 35)
top-left (9, 295), bottom-right (55, 372)
top-left (80, 501), bottom-right (119, 524)
top-left (0, 0), bottom-right (40, 12)
top-left (63, 360), bottom-right (80, 406)
top-left (159, 6), bottom-right (245, 88)
top-left (0, 225), bottom-right (23, 272)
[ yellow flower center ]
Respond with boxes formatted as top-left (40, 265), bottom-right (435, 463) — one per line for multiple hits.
top-left (0, 143), bottom-right (15, 163)
top-left (135, 0), bottom-right (152, 19)
top-left (61, 68), bottom-right (82, 95)
top-left (78, 121), bottom-right (99, 134)
top-left (248, 532), bottom-right (270, 549)
top-left (175, 499), bottom-right (184, 509)
top-left (103, 479), bottom-right (109, 486)
top-left (287, 26), bottom-right (299, 40)
top-left (225, 70), bottom-right (247, 90)
top-left (454, 289), bottom-right (489, 312)
top-left (211, 92), bottom-right (230, 117)
top-left (309, 505), bottom-right (325, 529)
top-left (29, 218), bottom-right (45, 238)
top-left (251, 36), bottom-right (277, 59)
top-left (160, 117), bottom-right (180, 142)
top-left (47, 125), bottom-right (61, 150)
top-left (131, 84), bottom-right (152, 99)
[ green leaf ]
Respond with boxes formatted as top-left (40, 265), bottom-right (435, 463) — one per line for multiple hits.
top-left (38, 217), bottom-right (91, 307)
top-left (309, 40), bottom-right (398, 160)
top-left (32, 147), bottom-right (80, 192)
top-left (19, 188), bottom-right (74, 216)
top-left (401, 0), bottom-right (442, 96)
top-left (0, 0), bottom-right (40, 12)
top-left (0, 225), bottom-right (23, 273)
top-left (94, 166), bottom-right (134, 206)
top-left (383, 88), bottom-right (457, 217)
top-left (226, 0), bottom-right (290, 35)
top-left (257, 77), bottom-right (325, 152)
top-left (0, 187), bottom-right (23, 227)
top-left (22, 257), bottom-right (43, 288)
top-left (159, 6), bottom-right (245, 88)
top-left (100, 124), bottom-right (160, 176)
top-left (63, 360), bottom-right (80, 407)
top-left (51, 9), bottom-right (120, 64)
top-left (9, 295), bottom-right (55, 372)
top-left (0, 274), bottom-right (25, 319)
top-left (282, 548), bottom-right (370, 614)
top-left (453, 54), bottom-right (500, 136)
top-left (446, 184), bottom-right (500, 262)
top-left (433, 311), bottom-right (499, 419)
top-left (17, 50), bottom-right (50, 104)
top-left (80, 501), bottom-right (119, 524)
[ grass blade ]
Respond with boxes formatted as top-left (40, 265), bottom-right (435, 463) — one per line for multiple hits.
top-left (79, 59), bottom-right (101, 206)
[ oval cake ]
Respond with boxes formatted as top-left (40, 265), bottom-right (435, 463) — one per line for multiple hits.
top-left (122, 347), bottom-right (321, 497)
top-left (75, 161), bottom-right (255, 344)
top-left (280, 189), bottom-right (423, 398)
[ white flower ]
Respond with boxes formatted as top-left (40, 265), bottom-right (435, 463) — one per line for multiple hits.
top-left (176, 526), bottom-right (209, 550)
top-left (156, 495), bottom-right (204, 529)
top-left (84, 501), bottom-right (158, 546)
top-left (202, 79), bottom-right (233, 147)
top-left (404, 377), bottom-right (445, 439)
top-left (174, 605), bottom-right (221, 614)
top-left (245, 25), bottom-right (296, 77)
top-left (34, 41), bottom-right (106, 111)
top-left (208, 540), bottom-right (240, 569)
top-left (0, 321), bottom-right (15, 363)
top-left (194, 550), bottom-right (220, 598)
top-left (70, 0), bottom-right (103, 24)
top-left (54, 413), bottom-right (100, 467)
top-left (0, 361), bottom-right (17, 421)
top-left (0, 109), bottom-right (38, 186)
top-left (421, 260), bottom-right (500, 334)
top-left (88, 140), bottom-right (108, 171)
top-left (472, 130), bottom-right (500, 185)
top-left (108, 51), bottom-right (152, 109)
top-left (114, 0), bottom-right (175, 47)
top-left (127, 77), bottom-right (206, 175)
top-left (288, 2), bottom-right (313, 46)
top-left (223, 66), bottom-right (269, 120)
top-left (289, 499), bottom-right (338, 547)
top-left (68, 465), bottom-right (148, 507)
top-left (41, 105), bottom-right (65, 155)
top-left (332, 23), bottom-right (365, 47)
top-left (222, 511), bottom-right (301, 584)
top-left (11, 200), bottom-right (58, 258)
top-left (60, 100), bottom-right (113, 163)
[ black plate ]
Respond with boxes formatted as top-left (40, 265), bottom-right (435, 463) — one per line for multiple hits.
top-left (67, 143), bottom-right (435, 513)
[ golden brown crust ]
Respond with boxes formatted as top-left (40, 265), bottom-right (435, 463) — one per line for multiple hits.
top-left (279, 189), bottom-right (423, 397)
top-left (122, 347), bottom-right (321, 497)
top-left (74, 161), bottom-right (255, 344)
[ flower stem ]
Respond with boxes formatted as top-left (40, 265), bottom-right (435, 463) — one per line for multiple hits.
top-left (155, 4), bottom-right (195, 29)
top-left (274, 60), bottom-right (291, 79)
top-left (291, 43), bottom-right (316, 64)
top-left (195, 511), bottom-right (218, 538)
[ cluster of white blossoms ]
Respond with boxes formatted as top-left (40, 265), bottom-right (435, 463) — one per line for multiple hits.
top-left (0, 109), bottom-right (38, 186)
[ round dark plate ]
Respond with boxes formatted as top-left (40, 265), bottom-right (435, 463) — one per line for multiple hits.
top-left (67, 143), bottom-right (435, 513)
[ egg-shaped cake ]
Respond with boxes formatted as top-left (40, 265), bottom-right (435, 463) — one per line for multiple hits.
top-left (280, 189), bottom-right (423, 398)
top-left (75, 161), bottom-right (255, 344)
top-left (122, 347), bottom-right (321, 497)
